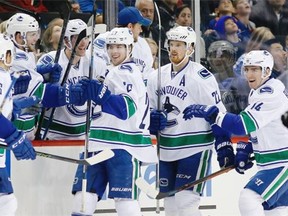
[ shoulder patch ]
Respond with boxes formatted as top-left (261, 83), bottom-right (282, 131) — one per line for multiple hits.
top-left (119, 64), bottom-right (133, 72)
top-left (15, 52), bottom-right (28, 61)
top-left (198, 68), bottom-right (212, 79)
top-left (259, 86), bottom-right (273, 94)
top-left (39, 54), bottom-right (54, 66)
top-left (94, 38), bottom-right (105, 49)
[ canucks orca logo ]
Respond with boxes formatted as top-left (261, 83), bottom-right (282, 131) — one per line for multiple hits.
top-left (94, 38), bottom-right (105, 49)
top-left (163, 96), bottom-right (180, 127)
top-left (198, 69), bottom-right (211, 79)
top-left (15, 53), bottom-right (28, 61)
top-left (259, 86), bottom-right (273, 94)
top-left (66, 104), bottom-right (87, 117)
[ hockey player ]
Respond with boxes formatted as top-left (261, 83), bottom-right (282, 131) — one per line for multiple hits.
top-left (147, 26), bottom-right (233, 216)
top-left (5, 13), bottom-right (89, 139)
top-left (71, 27), bottom-right (158, 216)
top-left (183, 50), bottom-right (288, 216)
top-left (36, 19), bottom-right (106, 140)
top-left (0, 34), bottom-right (36, 216)
top-left (117, 6), bottom-right (154, 83)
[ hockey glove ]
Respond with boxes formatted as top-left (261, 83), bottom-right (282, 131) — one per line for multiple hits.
top-left (12, 96), bottom-right (41, 121)
top-left (281, 111), bottom-right (288, 128)
top-left (211, 124), bottom-right (235, 168)
top-left (5, 130), bottom-right (36, 160)
top-left (81, 79), bottom-right (111, 105)
top-left (59, 83), bottom-right (88, 106)
top-left (12, 71), bottom-right (31, 95)
top-left (149, 109), bottom-right (167, 135)
top-left (183, 104), bottom-right (219, 124)
top-left (37, 63), bottom-right (62, 83)
top-left (235, 141), bottom-right (254, 174)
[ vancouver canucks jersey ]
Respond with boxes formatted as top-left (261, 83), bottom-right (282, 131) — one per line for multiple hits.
top-left (239, 78), bottom-right (288, 170)
top-left (37, 50), bottom-right (106, 140)
top-left (0, 67), bottom-right (13, 168)
top-left (147, 61), bottom-right (226, 161)
top-left (10, 47), bottom-right (44, 139)
top-left (89, 61), bottom-right (157, 164)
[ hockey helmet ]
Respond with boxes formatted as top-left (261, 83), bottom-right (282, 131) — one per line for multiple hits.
top-left (65, 19), bottom-right (87, 40)
top-left (0, 34), bottom-right (15, 66)
top-left (105, 27), bottom-right (134, 46)
top-left (6, 13), bottom-right (39, 45)
top-left (243, 50), bottom-right (274, 78)
top-left (166, 26), bottom-right (196, 47)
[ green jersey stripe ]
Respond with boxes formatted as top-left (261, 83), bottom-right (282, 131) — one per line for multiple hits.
top-left (240, 111), bottom-right (257, 133)
top-left (160, 133), bottom-right (214, 147)
top-left (124, 96), bottom-right (137, 118)
top-left (255, 150), bottom-right (288, 165)
top-left (42, 118), bottom-right (86, 135)
top-left (90, 129), bottom-right (152, 145)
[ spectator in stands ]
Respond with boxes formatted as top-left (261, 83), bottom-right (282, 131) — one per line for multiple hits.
top-left (206, 0), bottom-right (235, 34)
top-left (0, 0), bottom-right (48, 13)
top-left (155, 0), bottom-right (178, 33)
top-left (175, 4), bottom-right (192, 27)
top-left (261, 38), bottom-right (288, 79)
top-left (145, 37), bottom-right (158, 69)
top-left (42, 18), bottom-right (64, 52)
top-left (0, 20), bottom-right (7, 33)
top-left (233, 27), bottom-right (275, 76)
top-left (233, 0), bottom-right (255, 42)
top-left (214, 15), bottom-right (246, 58)
top-left (135, 0), bottom-right (169, 65)
top-left (250, 0), bottom-right (288, 39)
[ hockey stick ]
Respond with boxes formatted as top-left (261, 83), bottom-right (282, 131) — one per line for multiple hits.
top-left (0, 143), bottom-right (114, 166)
top-left (136, 156), bottom-right (255, 199)
top-left (41, 27), bottom-right (92, 140)
top-left (35, 2), bottom-right (71, 140)
top-left (80, 9), bottom-right (107, 211)
top-left (0, 0), bottom-right (40, 21)
top-left (0, 73), bottom-right (20, 113)
top-left (154, 1), bottom-right (162, 213)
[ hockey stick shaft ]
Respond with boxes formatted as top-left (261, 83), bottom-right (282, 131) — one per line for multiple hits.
top-left (136, 156), bottom-right (255, 199)
top-left (154, 1), bottom-right (162, 213)
top-left (41, 28), bottom-right (91, 140)
top-left (0, 143), bottom-right (114, 166)
top-left (35, 2), bottom-right (71, 140)
top-left (0, 74), bottom-right (19, 113)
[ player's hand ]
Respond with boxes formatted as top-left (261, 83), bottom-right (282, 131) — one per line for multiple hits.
top-left (80, 79), bottom-right (111, 105)
top-left (235, 141), bottom-right (254, 174)
top-left (183, 104), bottom-right (219, 124)
top-left (149, 110), bottom-right (167, 134)
top-left (5, 130), bottom-right (36, 160)
top-left (12, 71), bottom-right (31, 95)
top-left (37, 63), bottom-right (62, 83)
top-left (215, 141), bottom-right (235, 168)
top-left (12, 96), bottom-right (41, 121)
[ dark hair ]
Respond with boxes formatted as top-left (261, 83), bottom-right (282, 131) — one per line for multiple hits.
top-left (175, 4), bottom-right (191, 18)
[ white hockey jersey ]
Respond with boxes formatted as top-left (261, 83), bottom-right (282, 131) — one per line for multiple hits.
top-left (0, 67), bottom-right (13, 168)
top-left (10, 47), bottom-right (44, 139)
top-left (239, 78), bottom-right (288, 170)
top-left (147, 61), bottom-right (226, 161)
top-left (89, 61), bottom-right (157, 164)
top-left (37, 49), bottom-right (107, 140)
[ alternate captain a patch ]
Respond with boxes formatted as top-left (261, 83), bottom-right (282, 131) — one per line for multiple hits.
top-left (198, 69), bottom-right (212, 79)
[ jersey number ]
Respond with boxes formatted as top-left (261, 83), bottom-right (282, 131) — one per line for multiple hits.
top-left (139, 93), bottom-right (149, 129)
top-left (251, 102), bottom-right (263, 111)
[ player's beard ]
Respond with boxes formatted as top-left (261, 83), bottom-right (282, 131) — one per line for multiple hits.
top-left (169, 54), bottom-right (184, 65)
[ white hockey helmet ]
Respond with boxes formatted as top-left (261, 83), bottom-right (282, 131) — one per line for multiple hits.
top-left (6, 13), bottom-right (39, 45)
top-left (105, 27), bottom-right (134, 46)
top-left (166, 26), bottom-right (196, 47)
top-left (243, 50), bottom-right (274, 78)
top-left (0, 34), bottom-right (15, 66)
top-left (65, 19), bottom-right (87, 40)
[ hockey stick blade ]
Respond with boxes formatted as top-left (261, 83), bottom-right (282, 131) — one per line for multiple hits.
top-left (0, 144), bottom-right (114, 166)
top-left (137, 156), bottom-right (255, 200)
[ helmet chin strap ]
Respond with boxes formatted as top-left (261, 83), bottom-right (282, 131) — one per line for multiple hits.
top-left (171, 45), bottom-right (193, 67)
